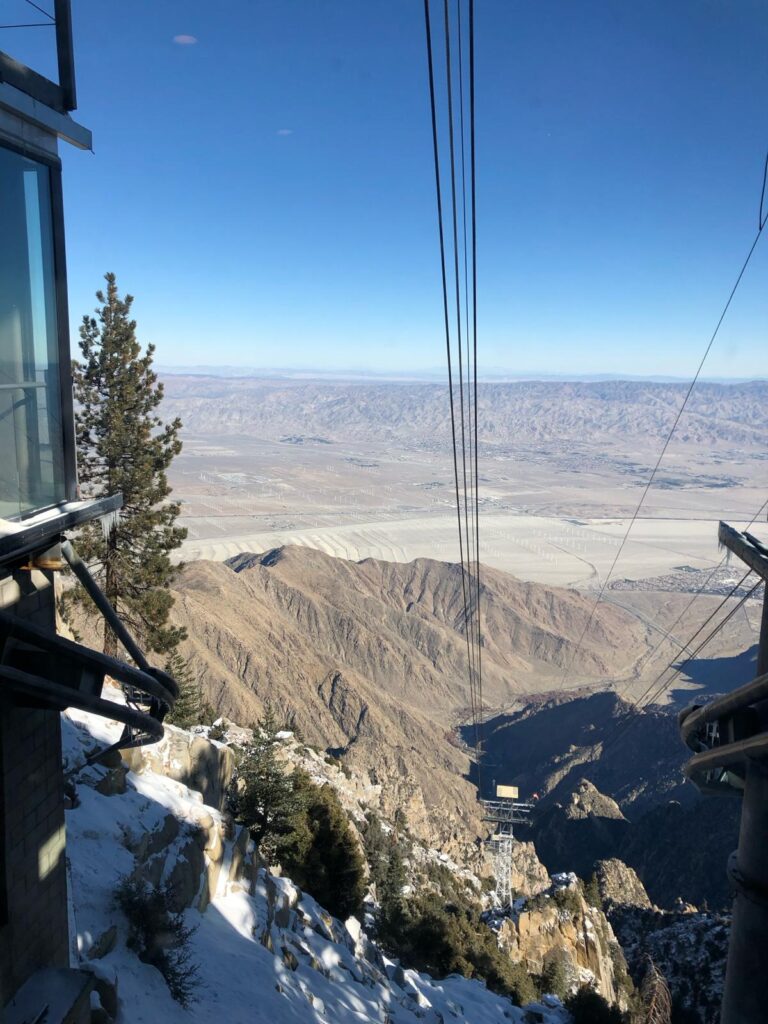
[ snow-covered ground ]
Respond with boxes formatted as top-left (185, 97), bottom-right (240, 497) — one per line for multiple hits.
top-left (63, 701), bottom-right (568, 1024)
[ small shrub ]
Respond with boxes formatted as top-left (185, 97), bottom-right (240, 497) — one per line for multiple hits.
top-left (539, 948), bottom-right (571, 1000)
top-left (566, 986), bottom-right (625, 1024)
top-left (584, 872), bottom-right (601, 908)
top-left (552, 885), bottom-right (582, 916)
top-left (114, 877), bottom-right (199, 1007)
top-left (208, 720), bottom-right (227, 742)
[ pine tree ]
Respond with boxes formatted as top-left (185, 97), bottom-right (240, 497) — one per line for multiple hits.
top-left (584, 872), bottom-right (601, 908)
top-left (641, 960), bottom-right (672, 1024)
top-left (164, 652), bottom-right (205, 729)
top-left (235, 710), bottom-right (304, 862)
top-left (540, 949), bottom-right (570, 1000)
top-left (380, 838), bottom-right (406, 914)
top-left (70, 273), bottom-right (187, 658)
top-left (363, 815), bottom-right (385, 887)
top-left (285, 775), bottom-right (366, 920)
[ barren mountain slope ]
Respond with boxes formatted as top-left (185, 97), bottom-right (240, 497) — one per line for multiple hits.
top-left (161, 376), bottom-right (768, 448)
top-left (170, 547), bottom-right (653, 851)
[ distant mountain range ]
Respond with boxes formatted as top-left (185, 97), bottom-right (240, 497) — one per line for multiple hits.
top-left (160, 375), bottom-right (768, 448)
top-left (158, 366), bottom-right (767, 385)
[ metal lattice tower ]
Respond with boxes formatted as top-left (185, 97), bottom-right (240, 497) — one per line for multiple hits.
top-left (482, 786), bottom-right (533, 908)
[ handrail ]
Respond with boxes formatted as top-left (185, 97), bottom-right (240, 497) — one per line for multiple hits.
top-left (680, 671), bottom-right (768, 749)
top-left (686, 733), bottom-right (768, 772)
top-left (0, 609), bottom-right (177, 708)
top-left (61, 539), bottom-right (152, 677)
top-left (0, 663), bottom-right (163, 743)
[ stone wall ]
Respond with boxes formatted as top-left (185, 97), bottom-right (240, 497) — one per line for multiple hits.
top-left (0, 570), bottom-right (69, 1007)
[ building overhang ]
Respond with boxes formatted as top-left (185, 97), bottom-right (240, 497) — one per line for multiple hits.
top-left (0, 495), bottom-right (122, 569)
top-left (0, 80), bottom-right (91, 152)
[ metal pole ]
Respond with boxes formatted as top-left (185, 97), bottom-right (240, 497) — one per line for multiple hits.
top-left (60, 539), bottom-right (152, 674)
top-left (720, 586), bottom-right (768, 1024)
top-left (757, 591), bottom-right (768, 676)
top-left (720, 759), bottom-right (768, 1023)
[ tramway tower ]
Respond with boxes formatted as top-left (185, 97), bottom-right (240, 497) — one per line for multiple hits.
top-left (482, 785), bottom-right (533, 908)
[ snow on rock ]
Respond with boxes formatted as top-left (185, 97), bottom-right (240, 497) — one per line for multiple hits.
top-left (64, 706), bottom-right (568, 1024)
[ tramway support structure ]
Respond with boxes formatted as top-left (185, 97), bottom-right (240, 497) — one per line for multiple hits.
top-left (482, 785), bottom-right (533, 908)
top-left (679, 522), bottom-right (768, 1024)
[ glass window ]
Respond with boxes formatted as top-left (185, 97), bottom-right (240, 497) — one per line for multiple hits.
top-left (0, 146), bottom-right (66, 520)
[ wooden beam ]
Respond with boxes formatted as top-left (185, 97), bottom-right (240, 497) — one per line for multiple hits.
top-left (719, 521), bottom-right (768, 582)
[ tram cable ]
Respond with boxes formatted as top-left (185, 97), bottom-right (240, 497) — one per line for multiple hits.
top-left (603, 573), bottom-right (762, 754)
top-left (558, 152), bottom-right (768, 690)
top-left (424, 0), bottom-right (485, 784)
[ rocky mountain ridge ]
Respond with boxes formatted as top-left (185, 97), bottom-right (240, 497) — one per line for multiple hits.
top-left (160, 376), bottom-right (768, 449)
top-left (167, 547), bottom-right (653, 859)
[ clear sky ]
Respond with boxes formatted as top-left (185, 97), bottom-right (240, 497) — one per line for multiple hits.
top-left (4, 0), bottom-right (767, 377)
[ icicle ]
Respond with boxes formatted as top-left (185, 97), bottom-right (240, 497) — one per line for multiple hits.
top-left (100, 508), bottom-right (120, 541)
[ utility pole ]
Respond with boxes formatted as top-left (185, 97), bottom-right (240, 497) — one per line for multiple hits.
top-left (680, 522), bottom-right (768, 1024)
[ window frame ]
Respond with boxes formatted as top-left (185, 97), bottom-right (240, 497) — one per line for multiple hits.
top-left (0, 136), bottom-right (78, 517)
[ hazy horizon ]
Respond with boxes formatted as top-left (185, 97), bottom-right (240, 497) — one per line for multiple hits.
top-left (156, 363), bottom-right (767, 385)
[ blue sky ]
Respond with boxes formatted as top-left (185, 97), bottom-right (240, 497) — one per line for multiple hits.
top-left (4, 0), bottom-right (767, 376)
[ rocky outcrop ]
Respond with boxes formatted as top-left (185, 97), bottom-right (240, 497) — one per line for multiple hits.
top-left (497, 880), bottom-right (628, 1006)
top-left (121, 724), bottom-right (234, 813)
top-left (533, 780), bottom-right (630, 880)
top-left (507, 841), bottom-right (551, 898)
top-left (90, 727), bottom-right (260, 915)
top-left (161, 546), bottom-right (655, 864)
top-left (595, 858), bottom-right (651, 910)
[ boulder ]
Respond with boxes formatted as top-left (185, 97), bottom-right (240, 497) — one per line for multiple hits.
top-left (94, 765), bottom-right (128, 796)
top-left (84, 925), bottom-right (117, 960)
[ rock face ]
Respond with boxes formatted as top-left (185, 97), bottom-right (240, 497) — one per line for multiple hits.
top-left (165, 547), bottom-right (653, 859)
top-left (64, 707), bottom-right (258, 926)
top-left (508, 841), bottom-right (551, 898)
top-left (498, 882), bottom-right (627, 1006)
top-left (533, 780), bottom-right (629, 880)
top-left (121, 725), bottom-right (234, 813)
top-left (595, 858), bottom-right (652, 910)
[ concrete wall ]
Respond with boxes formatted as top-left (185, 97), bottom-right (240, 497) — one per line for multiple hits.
top-left (0, 569), bottom-right (69, 1007)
